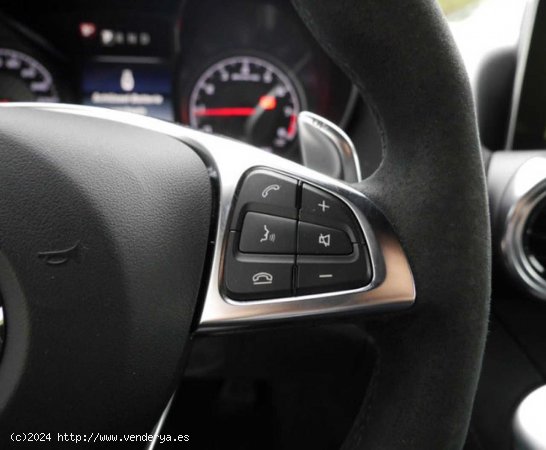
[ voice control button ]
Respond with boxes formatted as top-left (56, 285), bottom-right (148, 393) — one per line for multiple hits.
top-left (239, 212), bottom-right (297, 254)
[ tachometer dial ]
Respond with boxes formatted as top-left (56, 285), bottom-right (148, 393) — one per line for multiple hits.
top-left (187, 56), bottom-right (304, 152)
top-left (0, 49), bottom-right (59, 103)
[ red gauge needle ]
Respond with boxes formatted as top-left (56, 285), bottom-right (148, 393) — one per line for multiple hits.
top-left (195, 95), bottom-right (277, 117)
top-left (287, 113), bottom-right (297, 138)
top-left (194, 107), bottom-right (255, 117)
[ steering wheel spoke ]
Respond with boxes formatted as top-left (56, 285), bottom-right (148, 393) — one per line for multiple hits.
top-left (11, 103), bottom-right (414, 331)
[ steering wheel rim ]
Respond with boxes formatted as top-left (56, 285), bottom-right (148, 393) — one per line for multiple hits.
top-left (290, 0), bottom-right (490, 448)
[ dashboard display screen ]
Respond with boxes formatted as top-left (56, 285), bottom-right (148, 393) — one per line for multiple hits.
top-left (82, 61), bottom-right (173, 121)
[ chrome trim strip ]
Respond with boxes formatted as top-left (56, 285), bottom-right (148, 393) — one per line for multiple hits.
top-left (505, 0), bottom-right (539, 150)
top-left (147, 394), bottom-right (175, 450)
top-left (500, 156), bottom-right (546, 299)
top-left (0, 306), bottom-right (4, 356)
top-left (1, 103), bottom-right (415, 329)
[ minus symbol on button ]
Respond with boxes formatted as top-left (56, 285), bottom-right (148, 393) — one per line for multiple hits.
top-left (319, 274), bottom-right (333, 279)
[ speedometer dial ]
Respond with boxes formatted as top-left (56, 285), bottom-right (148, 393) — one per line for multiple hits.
top-left (187, 56), bottom-right (305, 152)
top-left (0, 49), bottom-right (59, 103)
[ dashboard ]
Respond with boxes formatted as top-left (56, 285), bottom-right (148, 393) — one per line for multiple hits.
top-left (0, 0), bottom-right (356, 162)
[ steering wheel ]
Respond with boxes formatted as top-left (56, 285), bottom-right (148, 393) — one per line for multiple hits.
top-left (0, 0), bottom-right (490, 448)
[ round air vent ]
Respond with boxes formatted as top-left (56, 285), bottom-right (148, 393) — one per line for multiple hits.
top-left (524, 196), bottom-right (546, 282)
top-left (500, 157), bottom-right (546, 299)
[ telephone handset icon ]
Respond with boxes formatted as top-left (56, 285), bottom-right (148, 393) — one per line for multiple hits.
top-left (252, 272), bottom-right (273, 285)
top-left (261, 184), bottom-right (280, 198)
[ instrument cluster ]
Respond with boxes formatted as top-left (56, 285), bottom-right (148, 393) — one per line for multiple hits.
top-left (0, 0), bottom-right (356, 161)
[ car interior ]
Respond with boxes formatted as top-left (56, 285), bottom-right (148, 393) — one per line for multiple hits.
top-left (0, 0), bottom-right (544, 449)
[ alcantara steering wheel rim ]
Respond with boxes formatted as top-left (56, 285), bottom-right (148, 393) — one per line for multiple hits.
top-left (289, 0), bottom-right (490, 448)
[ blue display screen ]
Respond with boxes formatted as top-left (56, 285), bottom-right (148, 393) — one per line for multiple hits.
top-left (82, 61), bottom-right (173, 121)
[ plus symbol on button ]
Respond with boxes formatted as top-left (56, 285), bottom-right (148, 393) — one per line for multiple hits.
top-left (318, 200), bottom-right (330, 212)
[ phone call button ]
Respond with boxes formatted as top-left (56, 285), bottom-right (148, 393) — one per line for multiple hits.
top-left (230, 172), bottom-right (298, 231)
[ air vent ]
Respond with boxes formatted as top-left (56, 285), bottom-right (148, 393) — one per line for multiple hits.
top-left (499, 157), bottom-right (546, 299)
top-left (524, 197), bottom-right (546, 281)
top-left (502, 189), bottom-right (546, 299)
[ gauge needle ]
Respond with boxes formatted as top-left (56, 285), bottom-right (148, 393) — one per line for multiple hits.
top-left (244, 89), bottom-right (285, 144)
top-left (195, 95), bottom-right (277, 117)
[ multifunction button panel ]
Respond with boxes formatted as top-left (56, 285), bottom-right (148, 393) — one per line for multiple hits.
top-left (224, 170), bottom-right (373, 300)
